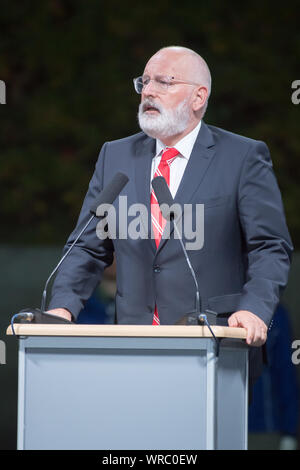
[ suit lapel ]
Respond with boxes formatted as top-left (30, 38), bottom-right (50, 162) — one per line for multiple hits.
top-left (134, 135), bottom-right (157, 253)
top-left (156, 121), bottom-right (216, 254)
top-left (174, 121), bottom-right (215, 205)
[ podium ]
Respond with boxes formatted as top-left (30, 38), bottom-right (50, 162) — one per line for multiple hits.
top-left (7, 324), bottom-right (248, 450)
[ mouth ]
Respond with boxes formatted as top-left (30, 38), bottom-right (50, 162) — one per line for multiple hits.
top-left (142, 103), bottom-right (160, 114)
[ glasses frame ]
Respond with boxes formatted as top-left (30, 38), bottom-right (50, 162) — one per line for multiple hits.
top-left (133, 75), bottom-right (201, 94)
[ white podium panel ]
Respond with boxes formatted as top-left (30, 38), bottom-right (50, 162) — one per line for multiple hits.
top-left (8, 325), bottom-right (248, 450)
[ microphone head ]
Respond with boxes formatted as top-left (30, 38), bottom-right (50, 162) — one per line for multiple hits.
top-left (151, 176), bottom-right (178, 221)
top-left (90, 172), bottom-right (129, 216)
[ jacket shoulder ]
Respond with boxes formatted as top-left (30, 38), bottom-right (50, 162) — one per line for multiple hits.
top-left (206, 123), bottom-right (266, 149)
top-left (105, 131), bottom-right (148, 147)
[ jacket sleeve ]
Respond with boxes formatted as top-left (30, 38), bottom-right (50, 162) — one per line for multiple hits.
top-left (236, 140), bottom-right (293, 326)
top-left (48, 142), bottom-right (114, 319)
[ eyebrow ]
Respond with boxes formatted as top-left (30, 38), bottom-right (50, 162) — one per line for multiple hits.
top-left (142, 74), bottom-right (178, 80)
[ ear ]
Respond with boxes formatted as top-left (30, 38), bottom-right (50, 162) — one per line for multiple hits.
top-left (192, 86), bottom-right (208, 112)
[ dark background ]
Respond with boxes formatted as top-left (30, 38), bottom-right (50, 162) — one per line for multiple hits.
top-left (0, 0), bottom-right (300, 450)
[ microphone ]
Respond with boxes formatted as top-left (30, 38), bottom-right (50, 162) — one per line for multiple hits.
top-left (89, 172), bottom-right (129, 216)
top-left (152, 176), bottom-right (201, 314)
top-left (151, 175), bottom-right (176, 220)
top-left (152, 176), bottom-right (218, 330)
top-left (10, 173), bottom-right (129, 333)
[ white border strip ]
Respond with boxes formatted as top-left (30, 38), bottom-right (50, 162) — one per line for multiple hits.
top-left (244, 348), bottom-right (249, 450)
top-left (17, 339), bottom-right (26, 450)
top-left (206, 341), bottom-right (217, 449)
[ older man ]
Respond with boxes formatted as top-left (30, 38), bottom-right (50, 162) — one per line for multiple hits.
top-left (48, 46), bottom-right (292, 354)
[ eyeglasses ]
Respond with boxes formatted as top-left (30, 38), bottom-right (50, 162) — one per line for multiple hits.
top-left (133, 75), bottom-right (200, 94)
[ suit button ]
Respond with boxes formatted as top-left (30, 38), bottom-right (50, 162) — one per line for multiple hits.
top-left (153, 265), bottom-right (161, 273)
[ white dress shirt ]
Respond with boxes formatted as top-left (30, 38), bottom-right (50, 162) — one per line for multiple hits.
top-left (151, 121), bottom-right (202, 198)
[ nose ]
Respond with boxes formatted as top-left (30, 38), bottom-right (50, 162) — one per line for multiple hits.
top-left (142, 79), bottom-right (157, 97)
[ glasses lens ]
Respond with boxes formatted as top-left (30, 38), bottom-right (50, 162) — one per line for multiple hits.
top-left (133, 76), bottom-right (171, 94)
top-left (133, 77), bottom-right (143, 94)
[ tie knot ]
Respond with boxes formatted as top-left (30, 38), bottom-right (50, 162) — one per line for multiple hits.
top-left (160, 147), bottom-right (179, 165)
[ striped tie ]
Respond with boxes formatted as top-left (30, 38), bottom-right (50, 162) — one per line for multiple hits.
top-left (151, 147), bottom-right (179, 325)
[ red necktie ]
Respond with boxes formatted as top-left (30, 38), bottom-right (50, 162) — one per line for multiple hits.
top-left (150, 147), bottom-right (179, 325)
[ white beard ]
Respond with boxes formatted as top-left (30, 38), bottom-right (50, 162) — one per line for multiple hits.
top-left (138, 98), bottom-right (191, 140)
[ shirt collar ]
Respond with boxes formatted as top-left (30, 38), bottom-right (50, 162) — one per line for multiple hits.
top-left (155, 120), bottom-right (202, 160)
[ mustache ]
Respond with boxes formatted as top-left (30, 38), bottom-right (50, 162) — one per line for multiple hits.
top-left (140, 99), bottom-right (162, 114)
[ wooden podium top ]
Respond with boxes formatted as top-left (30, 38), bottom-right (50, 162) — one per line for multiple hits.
top-left (6, 323), bottom-right (247, 339)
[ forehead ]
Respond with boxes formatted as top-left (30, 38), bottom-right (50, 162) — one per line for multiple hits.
top-left (143, 51), bottom-right (192, 79)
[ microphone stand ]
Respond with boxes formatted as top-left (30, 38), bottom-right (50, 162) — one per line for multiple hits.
top-left (41, 214), bottom-right (95, 312)
top-left (172, 214), bottom-right (220, 356)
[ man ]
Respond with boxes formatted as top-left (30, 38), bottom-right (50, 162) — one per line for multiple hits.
top-left (48, 46), bottom-right (293, 355)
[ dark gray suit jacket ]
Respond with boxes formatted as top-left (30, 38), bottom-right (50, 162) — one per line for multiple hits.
top-left (49, 122), bottom-right (293, 332)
